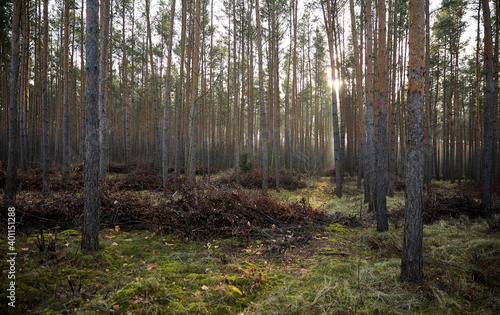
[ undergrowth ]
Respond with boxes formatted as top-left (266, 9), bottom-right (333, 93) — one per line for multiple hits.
top-left (1, 174), bottom-right (499, 314)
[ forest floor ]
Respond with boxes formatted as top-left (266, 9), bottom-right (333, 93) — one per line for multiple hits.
top-left (1, 166), bottom-right (500, 314)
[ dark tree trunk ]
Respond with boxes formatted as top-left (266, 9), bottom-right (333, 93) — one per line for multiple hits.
top-left (5, 0), bottom-right (21, 202)
top-left (99, 0), bottom-right (110, 179)
top-left (82, 0), bottom-right (100, 252)
top-left (188, 0), bottom-right (201, 180)
top-left (474, 1), bottom-right (481, 183)
top-left (349, 0), bottom-right (365, 191)
top-left (365, 0), bottom-right (376, 212)
top-left (175, 0), bottom-right (188, 179)
top-left (424, 0), bottom-right (432, 190)
top-left (322, 0), bottom-right (343, 198)
top-left (493, 0), bottom-right (499, 183)
top-left (401, 0), bottom-right (425, 283)
top-left (255, 0), bottom-right (269, 193)
top-left (375, 0), bottom-right (388, 231)
top-left (163, 0), bottom-right (176, 188)
top-left (480, 0), bottom-right (495, 218)
top-left (248, 0), bottom-right (254, 165)
top-left (42, 0), bottom-right (49, 193)
top-left (62, 0), bottom-right (70, 174)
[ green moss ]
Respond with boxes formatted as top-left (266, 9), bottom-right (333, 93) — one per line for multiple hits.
top-left (114, 277), bottom-right (163, 305)
top-left (329, 223), bottom-right (348, 234)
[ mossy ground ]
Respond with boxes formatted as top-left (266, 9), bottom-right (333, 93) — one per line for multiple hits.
top-left (1, 177), bottom-right (499, 314)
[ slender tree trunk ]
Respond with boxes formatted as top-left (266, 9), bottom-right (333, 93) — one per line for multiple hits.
top-left (62, 0), bottom-right (70, 174)
top-left (388, 0), bottom-right (397, 197)
top-left (401, 0), bottom-right (425, 283)
top-left (481, 0), bottom-right (495, 218)
top-left (121, 2), bottom-right (130, 163)
top-left (233, 0), bottom-right (240, 184)
top-left (475, 2), bottom-right (481, 183)
top-left (365, 0), bottom-right (376, 211)
top-left (248, 0), bottom-right (254, 165)
top-left (163, 0), bottom-right (176, 188)
top-left (42, 0), bottom-right (49, 193)
top-left (349, 0), bottom-right (365, 190)
top-left (272, 0), bottom-right (280, 190)
top-left (433, 58), bottom-right (440, 180)
top-left (207, 0), bottom-right (214, 180)
top-left (80, 0), bottom-right (85, 158)
top-left (492, 0), bottom-right (499, 183)
top-left (19, 0), bottom-right (30, 172)
top-left (322, 0), bottom-right (343, 198)
top-left (424, 0), bottom-right (432, 190)
top-left (99, 0), bottom-right (110, 178)
top-left (82, 0), bottom-right (100, 252)
top-left (175, 0), bottom-right (188, 179)
top-left (188, 0), bottom-right (201, 180)
top-left (146, 0), bottom-right (161, 171)
top-left (291, 0), bottom-right (297, 171)
top-left (5, 0), bottom-right (22, 201)
top-left (255, 0), bottom-right (269, 193)
top-left (375, 0), bottom-right (389, 231)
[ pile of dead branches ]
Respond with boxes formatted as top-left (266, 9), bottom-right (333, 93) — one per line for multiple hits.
top-left (4, 181), bottom-right (330, 243)
top-left (393, 192), bottom-right (483, 224)
top-left (218, 169), bottom-right (306, 191)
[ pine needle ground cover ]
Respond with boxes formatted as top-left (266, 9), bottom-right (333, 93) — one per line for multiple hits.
top-left (1, 171), bottom-right (499, 314)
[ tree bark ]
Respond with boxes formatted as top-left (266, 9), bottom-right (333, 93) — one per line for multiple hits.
top-left (272, 0), bottom-right (280, 190)
top-left (375, 0), bottom-right (388, 231)
top-left (322, 0), bottom-right (343, 198)
top-left (349, 0), bottom-right (365, 191)
top-left (80, 0), bottom-right (85, 158)
top-left (248, 0), bottom-right (254, 165)
top-left (121, 2), bottom-right (130, 164)
top-left (365, 0), bottom-right (376, 211)
top-left (42, 0), bottom-right (49, 193)
top-left (188, 0), bottom-right (201, 180)
top-left (255, 0), bottom-right (269, 193)
top-left (481, 0), bottom-right (495, 218)
top-left (99, 0), bottom-right (110, 178)
top-left (474, 1), bottom-right (481, 182)
top-left (424, 0), bottom-right (432, 190)
top-left (175, 0), bottom-right (188, 179)
top-left (493, 0), bottom-right (499, 183)
top-left (5, 0), bottom-right (22, 201)
top-left (62, 0), bottom-right (70, 174)
top-left (82, 0), bottom-right (100, 252)
top-left (401, 0), bottom-right (425, 283)
top-left (163, 0), bottom-right (176, 188)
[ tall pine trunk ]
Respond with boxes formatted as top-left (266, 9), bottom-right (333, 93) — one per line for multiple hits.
top-left (163, 0), bottom-right (176, 188)
top-left (401, 0), bottom-right (425, 282)
top-left (82, 0), bottom-right (100, 252)
top-left (62, 0), bottom-right (70, 174)
top-left (365, 0), bottom-right (376, 211)
top-left (474, 2), bottom-right (481, 182)
top-left (188, 0), bottom-right (201, 180)
top-left (322, 0), bottom-right (343, 198)
top-left (5, 0), bottom-right (22, 201)
top-left (175, 0), bottom-right (188, 179)
top-left (349, 0), bottom-right (365, 191)
top-left (99, 0), bottom-right (110, 179)
top-left (255, 0), bottom-right (269, 193)
top-left (480, 0), bottom-right (495, 218)
top-left (42, 0), bottom-right (49, 193)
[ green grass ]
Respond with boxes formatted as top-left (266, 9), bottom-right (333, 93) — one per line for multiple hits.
top-left (1, 179), bottom-right (499, 314)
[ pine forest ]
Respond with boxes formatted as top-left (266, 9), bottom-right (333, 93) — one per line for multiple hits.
top-left (0, 0), bottom-right (499, 313)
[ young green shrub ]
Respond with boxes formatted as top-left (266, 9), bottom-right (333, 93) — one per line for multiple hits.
top-left (239, 152), bottom-right (253, 173)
